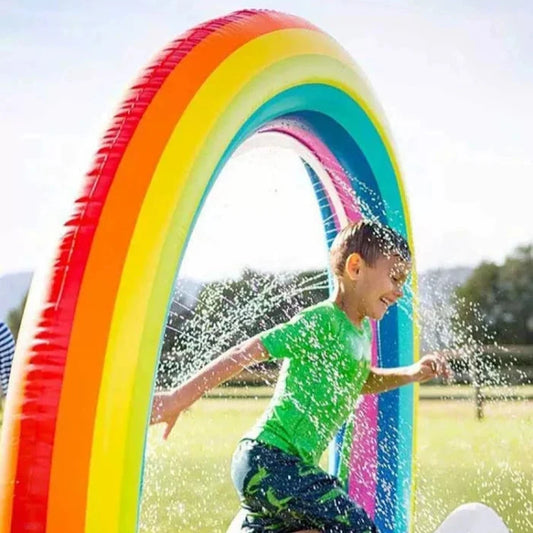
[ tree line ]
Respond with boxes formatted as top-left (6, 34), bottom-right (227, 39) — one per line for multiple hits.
top-left (6, 244), bottom-right (533, 387)
top-left (453, 245), bottom-right (533, 345)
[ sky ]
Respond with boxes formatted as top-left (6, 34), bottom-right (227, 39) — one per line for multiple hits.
top-left (1, 0), bottom-right (532, 281)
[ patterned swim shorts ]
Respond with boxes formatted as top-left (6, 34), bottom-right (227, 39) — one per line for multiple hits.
top-left (230, 439), bottom-right (377, 533)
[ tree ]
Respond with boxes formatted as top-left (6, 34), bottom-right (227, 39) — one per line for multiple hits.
top-left (454, 245), bottom-right (533, 345)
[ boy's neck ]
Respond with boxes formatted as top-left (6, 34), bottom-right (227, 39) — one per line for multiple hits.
top-left (330, 283), bottom-right (366, 328)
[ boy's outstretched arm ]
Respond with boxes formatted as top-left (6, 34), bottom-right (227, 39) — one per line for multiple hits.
top-left (150, 336), bottom-right (270, 439)
top-left (361, 352), bottom-right (451, 395)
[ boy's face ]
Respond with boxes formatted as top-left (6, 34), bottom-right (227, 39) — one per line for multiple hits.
top-left (347, 253), bottom-right (410, 320)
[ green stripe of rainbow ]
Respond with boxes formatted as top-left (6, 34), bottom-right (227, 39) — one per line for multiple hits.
top-left (0, 10), bottom-right (417, 533)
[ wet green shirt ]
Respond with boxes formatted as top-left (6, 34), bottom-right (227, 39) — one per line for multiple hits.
top-left (245, 300), bottom-right (372, 466)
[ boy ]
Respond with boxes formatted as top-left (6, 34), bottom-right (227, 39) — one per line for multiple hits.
top-left (151, 220), bottom-right (450, 533)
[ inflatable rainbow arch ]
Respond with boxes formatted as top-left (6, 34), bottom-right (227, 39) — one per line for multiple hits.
top-left (0, 10), bottom-right (418, 533)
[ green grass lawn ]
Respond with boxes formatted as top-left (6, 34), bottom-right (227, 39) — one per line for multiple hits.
top-left (1, 395), bottom-right (531, 532)
top-left (139, 396), bottom-right (532, 533)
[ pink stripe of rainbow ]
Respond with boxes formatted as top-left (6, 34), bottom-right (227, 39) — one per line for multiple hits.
top-left (260, 121), bottom-right (379, 516)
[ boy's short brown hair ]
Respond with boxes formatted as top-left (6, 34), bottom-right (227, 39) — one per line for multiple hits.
top-left (329, 220), bottom-right (411, 276)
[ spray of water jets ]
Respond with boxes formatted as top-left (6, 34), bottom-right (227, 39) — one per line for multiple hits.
top-left (139, 269), bottom-right (331, 531)
top-left (415, 271), bottom-right (531, 533)
top-left (139, 160), bottom-right (530, 532)
top-left (418, 269), bottom-right (528, 391)
top-left (156, 269), bottom-right (330, 390)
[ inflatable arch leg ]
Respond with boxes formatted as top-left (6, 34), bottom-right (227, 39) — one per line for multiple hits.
top-left (0, 10), bottom-right (417, 533)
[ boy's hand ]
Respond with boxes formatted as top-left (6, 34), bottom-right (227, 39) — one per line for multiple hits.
top-left (150, 391), bottom-right (186, 440)
top-left (411, 353), bottom-right (452, 383)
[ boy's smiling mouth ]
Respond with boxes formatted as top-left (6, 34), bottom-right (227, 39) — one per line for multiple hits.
top-left (380, 297), bottom-right (393, 308)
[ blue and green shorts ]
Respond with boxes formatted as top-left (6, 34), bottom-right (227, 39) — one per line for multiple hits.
top-left (230, 439), bottom-right (377, 533)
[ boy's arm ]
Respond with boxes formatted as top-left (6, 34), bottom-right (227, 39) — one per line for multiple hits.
top-left (151, 336), bottom-right (270, 439)
top-left (361, 352), bottom-right (451, 395)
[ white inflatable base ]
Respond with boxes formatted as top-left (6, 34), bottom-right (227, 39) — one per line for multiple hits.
top-left (227, 510), bottom-right (247, 533)
top-left (435, 503), bottom-right (509, 533)
top-left (227, 502), bottom-right (509, 533)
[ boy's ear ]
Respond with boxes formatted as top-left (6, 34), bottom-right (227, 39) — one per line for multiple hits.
top-left (345, 253), bottom-right (363, 280)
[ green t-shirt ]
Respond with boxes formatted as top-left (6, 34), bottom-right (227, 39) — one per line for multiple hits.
top-left (245, 300), bottom-right (372, 466)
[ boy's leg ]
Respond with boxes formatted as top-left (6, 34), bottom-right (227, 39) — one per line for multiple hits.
top-left (267, 464), bottom-right (377, 533)
top-left (231, 439), bottom-right (377, 533)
